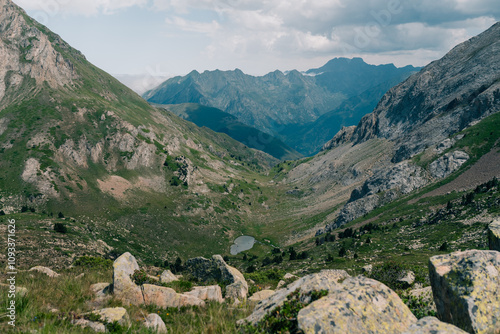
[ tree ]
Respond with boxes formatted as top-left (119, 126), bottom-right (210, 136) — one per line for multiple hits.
top-left (288, 247), bottom-right (297, 261)
top-left (339, 246), bottom-right (347, 257)
top-left (58, 212), bottom-right (65, 218)
top-left (439, 242), bottom-right (448, 252)
top-left (54, 223), bottom-right (67, 234)
top-left (326, 253), bottom-right (334, 262)
top-left (171, 257), bottom-right (183, 274)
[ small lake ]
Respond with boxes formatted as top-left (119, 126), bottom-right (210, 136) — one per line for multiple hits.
top-left (230, 236), bottom-right (256, 255)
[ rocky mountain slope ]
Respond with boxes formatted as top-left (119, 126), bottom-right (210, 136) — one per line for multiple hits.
top-left (143, 58), bottom-right (419, 155)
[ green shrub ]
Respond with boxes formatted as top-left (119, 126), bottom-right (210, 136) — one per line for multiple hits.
top-left (74, 256), bottom-right (113, 269)
top-left (54, 223), bottom-right (68, 233)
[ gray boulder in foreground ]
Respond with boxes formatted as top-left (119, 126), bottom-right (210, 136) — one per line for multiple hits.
top-left (488, 219), bottom-right (500, 251)
top-left (429, 250), bottom-right (500, 334)
top-left (297, 276), bottom-right (416, 334)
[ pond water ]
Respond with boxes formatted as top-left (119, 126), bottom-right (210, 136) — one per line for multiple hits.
top-left (230, 236), bottom-right (256, 255)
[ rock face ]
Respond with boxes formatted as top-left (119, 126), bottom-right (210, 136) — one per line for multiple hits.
top-left (144, 313), bottom-right (167, 333)
top-left (297, 276), bottom-right (417, 334)
top-left (184, 285), bottom-right (223, 303)
top-left (185, 255), bottom-right (248, 299)
top-left (429, 250), bottom-right (500, 334)
top-left (160, 270), bottom-right (179, 284)
top-left (241, 269), bottom-right (350, 326)
top-left (28, 266), bottom-right (60, 278)
top-left (488, 219), bottom-right (500, 251)
top-left (402, 316), bottom-right (468, 334)
top-left (429, 151), bottom-right (470, 179)
top-left (112, 252), bottom-right (144, 306)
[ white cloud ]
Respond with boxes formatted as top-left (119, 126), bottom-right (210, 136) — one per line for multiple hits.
top-left (13, 0), bottom-right (148, 16)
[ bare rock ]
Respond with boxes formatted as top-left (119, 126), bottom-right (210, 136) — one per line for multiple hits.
top-left (144, 313), bottom-right (168, 333)
top-left (488, 218), bottom-right (500, 251)
top-left (248, 290), bottom-right (275, 302)
top-left (28, 266), bottom-right (60, 278)
top-left (297, 276), bottom-right (416, 334)
top-left (93, 307), bottom-right (129, 326)
top-left (112, 252), bottom-right (143, 306)
top-left (429, 250), bottom-right (500, 334)
top-left (362, 264), bottom-right (373, 275)
top-left (429, 151), bottom-right (470, 179)
top-left (403, 316), bottom-right (468, 334)
top-left (73, 319), bottom-right (106, 333)
top-left (398, 270), bottom-right (415, 288)
top-left (283, 273), bottom-right (298, 280)
top-left (143, 284), bottom-right (205, 308)
top-left (184, 285), bottom-right (223, 303)
top-left (276, 280), bottom-right (286, 289)
top-left (90, 283), bottom-right (112, 298)
top-left (160, 270), bottom-right (179, 284)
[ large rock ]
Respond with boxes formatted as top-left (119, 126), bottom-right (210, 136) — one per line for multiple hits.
top-left (73, 319), bottom-right (106, 333)
top-left (28, 266), bottom-right (60, 278)
top-left (184, 285), bottom-right (223, 303)
top-left (143, 284), bottom-right (205, 308)
top-left (429, 151), bottom-right (470, 179)
top-left (93, 307), bottom-right (130, 326)
top-left (297, 276), bottom-right (417, 333)
top-left (488, 219), bottom-right (500, 251)
top-left (429, 250), bottom-right (500, 334)
top-left (248, 290), bottom-right (275, 302)
top-left (144, 313), bottom-right (168, 333)
top-left (240, 269), bottom-right (350, 326)
top-left (403, 316), bottom-right (468, 334)
top-left (185, 255), bottom-right (248, 299)
top-left (160, 270), bottom-right (179, 284)
top-left (88, 283), bottom-right (112, 310)
top-left (112, 252), bottom-right (143, 306)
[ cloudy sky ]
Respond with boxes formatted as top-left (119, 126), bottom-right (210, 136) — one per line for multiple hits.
top-left (12, 0), bottom-right (500, 92)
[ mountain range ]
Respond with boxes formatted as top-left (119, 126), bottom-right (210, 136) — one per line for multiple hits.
top-left (144, 58), bottom-right (420, 155)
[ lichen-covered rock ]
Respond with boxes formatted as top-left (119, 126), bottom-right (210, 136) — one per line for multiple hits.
top-left (488, 219), bottom-right (500, 251)
top-left (143, 284), bottom-right (205, 308)
top-left (112, 252), bottom-right (143, 306)
top-left (160, 270), bottom-right (179, 284)
top-left (297, 276), bottom-right (416, 333)
top-left (184, 285), bottom-right (223, 303)
top-left (28, 266), bottom-right (60, 278)
top-left (73, 319), bottom-right (106, 333)
top-left (144, 313), bottom-right (168, 333)
top-left (240, 269), bottom-right (350, 326)
top-left (429, 250), bottom-right (500, 334)
top-left (403, 316), bottom-right (468, 334)
top-left (248, 290), bottom-right (275, 302)
top-left (93, 307), bottom-right (129, 326)
top-left (185, 255), bottom-right (248, 299)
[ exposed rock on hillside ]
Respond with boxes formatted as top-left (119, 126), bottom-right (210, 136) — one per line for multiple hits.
top-left (429, 249), bottom-right (500, 333)
top-left (297, 276), bottom-right (417, 333)
top-left (429, 151), bottom-right (470, 179)
top-left (488, 219), bottom-right (500, 251)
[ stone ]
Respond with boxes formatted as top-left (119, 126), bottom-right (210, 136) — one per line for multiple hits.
top-left (283, 273), bottom-right (298, 280)
top-left (362, 264), bottom-right (373, 274)
top-left (90, 283), bottom-right (112, 298)
top-left (75, 273), bottom-right (85, 279)
top-left (144, 313), bottom-right (168, 333)
top-left (73, 319), bottom-right (106, 333)
top-left (276, 280), bottom-right (286, 289)
top-left (429, 151), bottom-right (470, 179)
top-left (297, 276), bottom-right (417, 334)
top-left (148, 274), bottom-right (160, 282)
top-left (184, 285), bottom-right (223, 303)
top-left (28, 266), bottom-right (60, 278)
top-left (408, 286), bottom-right (436, 313)
top-left (160, 270), bottom-right (179, 284)
top-left (248, 290), bottom-right (275, 302)
top-left (398, 270), bottom-right (415, 288)
top-left (429, 250), bottom-right (500, 334)
top-left (403, 316), bottom-right (468, 334)
top-left (185, 255), bottom-right (248, 299)
top-left (143, 284), bottom-right (205, 308)
top-left (240, 269), bottom-right (350, 326)
top-left (488, 219), bottom-right (500, 251)
top-left (93, 307), bottom-right (129, 326)
top-left (112, 252), bottom-right (143, 306)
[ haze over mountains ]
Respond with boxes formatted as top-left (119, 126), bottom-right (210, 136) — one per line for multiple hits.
top-left (144, 58), bottom-right (420, 155)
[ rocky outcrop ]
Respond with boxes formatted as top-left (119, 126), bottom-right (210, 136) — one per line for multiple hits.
top-left (88, 283), bottom-right (112, 310)
top-left (488, 219), bottom-right (500, 251)
top-left (160, 270), bottom-right (178, 284)
top-left (28, 266), bottom-right (60, 278)
top-left (429, 151), bottom-right (470, 179)
top-left (144, 313), bottom-right (167, 333)
top-left (185, 255), bottom-right (248, 299)
top-left (240, 269), bottom-right (349, 326)
top-left (322, 126), bottom-right (356, 151)
top-left (397, 270), bottom-right (415, 288)
top-left (403, 316), bottom-right (468, 334)
top-left (248, 290), bottom-right (275, 302)
top-left (184, 285), bottom-right (223, 303)
top-left (297, 276), bottom-right (416, 333)
top-left (112, 252), bottom-right (144, 306)
top-left (142, 284), bottom-right (205, 308)
top-left (429, 250), bottom-right (500, 334)
top-left (93, 307), bottom-right (130, 327)
top-left (73, 319), bottom-right (106, 333)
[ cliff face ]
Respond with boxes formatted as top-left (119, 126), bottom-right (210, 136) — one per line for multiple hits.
top-left (350, 22), bottom-right (500, 163)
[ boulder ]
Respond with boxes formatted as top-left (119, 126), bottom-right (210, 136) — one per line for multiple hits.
top-left (397, 270), bottom-right (415, 288)
top-left (429, 250), bottom-right (500, 334)
top-left (248, 290), bottom-right (275, 302)
top-left (90, 283), bottom-right (112, 298)
top-left (112, 252), bottom-right (144, 306)
top-left (144, 313), bottom-right (168, 333)
top-left (28, 266), bottom-right (60, 278)
top-left (93, 307), bottom-right (130, 326)
top-left (362, 264), bottom-right (373, 275)
top-left (403, 316), bottom-right (468, 334)
top-left (185, 255), bottom-right (248, 299)
top-left (73, 319), bottom-right (106, 333)
top-left (184, 285), bottom-right (223, 303)
top-left (276, 280), bottom-right (286, 289)
top-left (160, 270), bottom-right (179, 284)
top-left (488, 219), bottom-right (500, 251)
top-left (240, 269), bottom-right (350, 326)
top-left (143, 284), bottom-right (205, 308)
top-left (297, 276), bottom-right (417, 333)
top-left (283, 273), bottom-right (298, 280)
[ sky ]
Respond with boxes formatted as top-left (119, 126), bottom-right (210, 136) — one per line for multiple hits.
top-left (12, 0), bottom-right (500, 93)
